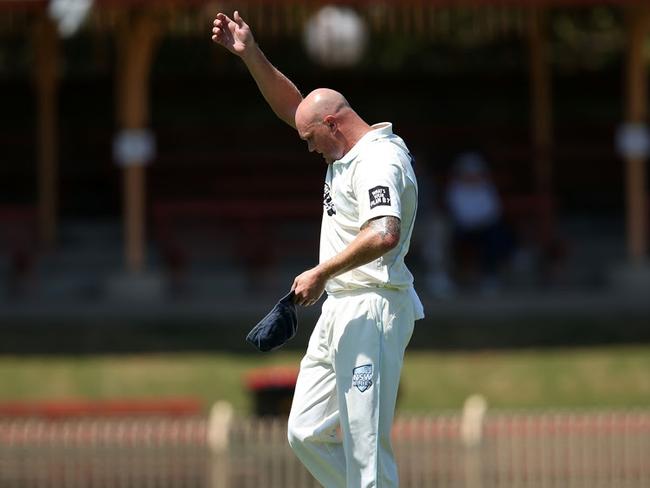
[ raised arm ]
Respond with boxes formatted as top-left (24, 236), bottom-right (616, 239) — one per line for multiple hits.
top-left (212, 11), bottom-right (303, 128)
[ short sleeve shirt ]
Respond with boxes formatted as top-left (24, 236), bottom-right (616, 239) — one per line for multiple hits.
top-left (319, 123), bottom-right (419, 294)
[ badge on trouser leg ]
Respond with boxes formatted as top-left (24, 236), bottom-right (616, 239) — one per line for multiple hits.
top-left (352, 364), bottom-right (373, 393)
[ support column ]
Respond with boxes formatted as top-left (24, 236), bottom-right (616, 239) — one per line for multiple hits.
top-left (624, 7), bottom-right (650, 263)
top-left (527, 8), bottom-right (554, 244)
top-left (32, 16), bottom-right (61, 249)
top-left (528, 8), bottom-right (553, 196)
top-left (610, 6), bottom-right (650, 292)
top-left (115, 12), bottom-right (160, 273)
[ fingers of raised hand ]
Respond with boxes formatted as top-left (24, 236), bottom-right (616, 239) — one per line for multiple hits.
top-left (212, 14), bottom-right (235, 38)
top-left (212, 16), bottom-right (225, 40)
top-left (211, 28), bottom-right (229, 44)
top-left (214, 13), bottom-right (231, 25)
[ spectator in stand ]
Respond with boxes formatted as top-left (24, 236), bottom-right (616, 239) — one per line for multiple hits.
top-left (445, 151), bottom-right (514, 294)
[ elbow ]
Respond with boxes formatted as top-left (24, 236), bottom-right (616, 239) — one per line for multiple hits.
top-left (363, 216), bottom-right (401, 255)
top-left (380, 230), bottom-right (400, 253)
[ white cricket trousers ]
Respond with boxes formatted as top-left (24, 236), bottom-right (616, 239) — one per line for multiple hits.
top-left (287, 288), bottom-right (419, 488)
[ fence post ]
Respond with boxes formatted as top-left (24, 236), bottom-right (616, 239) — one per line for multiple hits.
top-left (461, 394), bottom-right (488, 488)
top-left (208, 401), bottom-right (234, 488)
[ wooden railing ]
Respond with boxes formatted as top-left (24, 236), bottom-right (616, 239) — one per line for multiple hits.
top-left (1, 407), bottom-right (649, 487)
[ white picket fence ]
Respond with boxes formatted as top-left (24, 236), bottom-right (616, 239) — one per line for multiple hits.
top-left (1, 409), bottom-right (649, 487)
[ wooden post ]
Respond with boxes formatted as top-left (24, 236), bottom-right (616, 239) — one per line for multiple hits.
top-left (624, 7), bottom-right (650, 263)
top-left (528, 8), bottom-right (553, 197)
top-left (527, 7), bottom-right (556, 249)
top-left (32, 16), bottom-right (60, 249)
top-left (115, 13), bottom-right (160, 273)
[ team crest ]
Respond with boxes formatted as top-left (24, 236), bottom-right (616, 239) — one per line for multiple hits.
top-left (323, 183), bottom-right (336, 216)
top-left (352, 364), bottom-right (373, 393)
top-left (368, 186), bottom-right (391, 209)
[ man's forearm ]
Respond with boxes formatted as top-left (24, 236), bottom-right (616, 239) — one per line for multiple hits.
top-left (316, 218), bottom-right (401, 282)
top-left (241, 44), bottom-right (303, 128)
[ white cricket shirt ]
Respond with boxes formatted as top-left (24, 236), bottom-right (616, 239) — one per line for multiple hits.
top-left (320, 122), bottom-right (421, 301)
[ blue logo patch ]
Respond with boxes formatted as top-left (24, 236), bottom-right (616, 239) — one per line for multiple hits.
top-left (352, 364), bottom-right (373, 393)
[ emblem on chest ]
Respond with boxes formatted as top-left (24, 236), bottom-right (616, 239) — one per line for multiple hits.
top-left (323, 182), bottom-right (336, 216)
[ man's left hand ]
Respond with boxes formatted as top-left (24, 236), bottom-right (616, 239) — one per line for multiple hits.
top-left (291, 267), bottom-right (327, 306)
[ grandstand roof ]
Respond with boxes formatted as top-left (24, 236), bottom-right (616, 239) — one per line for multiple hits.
top-left (1, 0), bottom-right (648, 11)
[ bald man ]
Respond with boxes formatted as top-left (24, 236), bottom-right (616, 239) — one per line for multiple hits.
top-left (213, 12), bottom-right (424, 488)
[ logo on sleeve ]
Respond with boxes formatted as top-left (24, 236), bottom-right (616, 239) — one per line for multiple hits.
top-left (368, 186), bottom-right (391, 209)
top-left (323, 183), bottom-right (336, 216)
top-left (352, 364), bottom-right (373, 393)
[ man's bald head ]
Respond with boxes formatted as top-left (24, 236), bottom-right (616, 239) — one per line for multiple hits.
top-left (295, 88), bottom-right (350, 129)
top-left (294, 88), bottom-right (370, 164)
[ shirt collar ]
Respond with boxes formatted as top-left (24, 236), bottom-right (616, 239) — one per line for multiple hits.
top-left (333, 122), bottom-right (393, 165)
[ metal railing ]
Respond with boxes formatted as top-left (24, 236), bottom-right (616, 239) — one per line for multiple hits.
top-left (1, 408), bottom-right (649, 487)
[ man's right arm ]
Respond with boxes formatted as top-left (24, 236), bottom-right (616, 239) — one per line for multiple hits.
top-left (212, 11), bottom-right (302, 128)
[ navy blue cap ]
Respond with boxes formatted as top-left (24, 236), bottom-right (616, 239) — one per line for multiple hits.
top-left (246, 291), bottom-right (298, 352)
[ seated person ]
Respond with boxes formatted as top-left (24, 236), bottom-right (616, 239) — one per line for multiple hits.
top-left (445, 152), bottom-right (514, 292)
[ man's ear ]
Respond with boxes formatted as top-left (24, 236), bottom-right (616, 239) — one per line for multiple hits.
top-left (324, 115), bottom-right (337, 132)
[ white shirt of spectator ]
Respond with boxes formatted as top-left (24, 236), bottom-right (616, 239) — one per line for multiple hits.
top-left (319, 122), bottom-right (419, 295)
top-left (446, 180), bottom-right (502, 230)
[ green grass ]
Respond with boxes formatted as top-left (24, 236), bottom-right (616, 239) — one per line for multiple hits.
top-left (0, 346), bottom-right (649, 414)
top-left (401, 347), bottom-right (650, 411)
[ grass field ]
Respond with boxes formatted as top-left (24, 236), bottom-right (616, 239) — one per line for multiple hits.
top-left (0, 346), bottom-right (649, 414)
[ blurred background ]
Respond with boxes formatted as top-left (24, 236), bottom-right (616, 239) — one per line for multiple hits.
top-left (1, 0), bottom-right (649, 486)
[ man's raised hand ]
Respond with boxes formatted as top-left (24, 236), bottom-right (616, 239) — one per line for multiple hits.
top-left (211, 11), bottom-right (253, 56)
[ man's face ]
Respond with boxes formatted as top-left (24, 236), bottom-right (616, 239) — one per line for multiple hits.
top-left (297, 118), bottom-right (343, 165)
